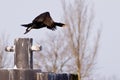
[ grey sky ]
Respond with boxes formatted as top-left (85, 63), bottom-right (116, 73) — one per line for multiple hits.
top-left (0, 0), bottom-right (120, 78)
top-left (94, 0), bottom-right (120, 78)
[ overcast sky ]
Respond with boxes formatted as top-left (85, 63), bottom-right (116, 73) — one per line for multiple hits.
top-left (94, 0), bottom-right (120, 78)
top-left (0, 0), bottom-right (120, 78)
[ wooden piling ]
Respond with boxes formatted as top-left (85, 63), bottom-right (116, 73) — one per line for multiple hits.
top-left (14, 38), bottom-right (33, 69)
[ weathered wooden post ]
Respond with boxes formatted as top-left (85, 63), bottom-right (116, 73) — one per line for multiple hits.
top-left (4, 38), bottom-right (42, 80)
top-left (14, 38), bottom-right (33, 69)
top-left (5, 38), bottom-right (42, 69)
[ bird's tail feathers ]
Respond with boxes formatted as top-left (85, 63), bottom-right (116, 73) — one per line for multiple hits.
top-left (54, 22), bottom-right (65, 27)
top-left (21, 23), bottom-right (33, 27)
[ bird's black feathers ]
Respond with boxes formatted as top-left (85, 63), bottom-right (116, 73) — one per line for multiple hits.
top-left (22, 12), bottom-right (65, 34)
top-left (21, 23), bottom-right (33, 27)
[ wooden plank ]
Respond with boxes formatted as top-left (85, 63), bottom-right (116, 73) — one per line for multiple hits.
top-left (32, 69), bottom-right (42, 80)
top-left (54, 73), bottom-right (69, 80)
top-left (0, 69), bottom-right (41, 80)
top-left (0, 69), bottom-right (78, 80)
top-left (36, 73), bottom-right (78, 80)
top-left (69, 74), bottom-right (78, 80)
top-left (11, 69), bottom-right (33, 80)
top-left (14, 38), bottom-right (33, 69)
top-left (0, 70), bottom-right (9, 80)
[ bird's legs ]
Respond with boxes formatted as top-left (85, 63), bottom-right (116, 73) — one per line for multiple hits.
top-left (24, 27), bottom-right (32, 34)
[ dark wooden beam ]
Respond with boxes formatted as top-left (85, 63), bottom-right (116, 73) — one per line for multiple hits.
top-left (0, 69), bottom-right (78, 80)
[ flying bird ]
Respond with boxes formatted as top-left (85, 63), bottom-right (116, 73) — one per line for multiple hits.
top-left (21, 12), bottom-right (65, 34)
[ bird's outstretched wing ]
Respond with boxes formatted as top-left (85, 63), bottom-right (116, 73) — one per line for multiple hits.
top-left (43, 12), bottom-right (54, 26)
top-left (33, 12), bottom-right (54, 26)
top-left (33, 12), bottom-right (48, 23)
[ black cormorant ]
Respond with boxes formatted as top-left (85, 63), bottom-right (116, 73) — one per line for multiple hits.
top-left (21, 12), bottom-right (65, 34)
